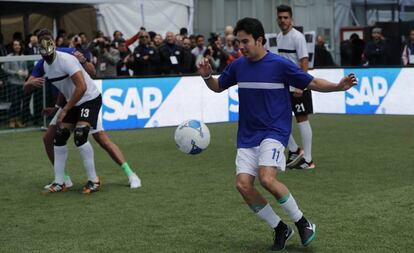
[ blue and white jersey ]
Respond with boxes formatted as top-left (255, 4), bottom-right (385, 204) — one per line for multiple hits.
top-left (218, 52), bottom-right (313, 148)
top-left (32, 47), bottom-right (83, 77)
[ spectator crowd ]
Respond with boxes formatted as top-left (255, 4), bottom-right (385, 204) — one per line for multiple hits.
top-left (0, 25), bottom-right (413, 128)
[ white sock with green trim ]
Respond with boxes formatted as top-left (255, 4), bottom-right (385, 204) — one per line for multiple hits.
top-left (279, 194), bottom-right (303, 223)
top-left (255, 203), bottom-right (281, 228)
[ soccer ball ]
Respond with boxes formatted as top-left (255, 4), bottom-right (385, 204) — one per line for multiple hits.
top-left (174, 119), bottom-right (210, 154)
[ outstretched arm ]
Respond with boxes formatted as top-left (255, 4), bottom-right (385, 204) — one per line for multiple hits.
top-left (308, 73), bottom-right (357, 92)
top-left (197, 58), bottom-right (223, 93)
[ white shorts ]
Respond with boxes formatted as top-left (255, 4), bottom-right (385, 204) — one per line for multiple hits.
top-left (235, 138), bottom-right (286, 177)
top-left (50, 107), bottom-right (104, 134)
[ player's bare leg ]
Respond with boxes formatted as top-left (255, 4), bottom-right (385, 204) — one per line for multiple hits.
top-left (258, 166), bottom-right (316, 247)
top-left (236, 173), bottom-right (293, 251)
top-left (43, 125), bottom-right (56, 164)
top-left (92, 131), bottom-right (141, 188)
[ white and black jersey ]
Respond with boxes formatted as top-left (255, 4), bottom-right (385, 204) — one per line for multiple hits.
top-left (276, 28), bottom-right (308, 65)
top-left (277, 28), bottom-right (313, 115)
top-left (43, 51), bottom-right (100, 105)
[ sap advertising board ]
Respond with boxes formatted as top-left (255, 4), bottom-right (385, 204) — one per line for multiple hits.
top-left (94, 68), bottom-right (414, 130)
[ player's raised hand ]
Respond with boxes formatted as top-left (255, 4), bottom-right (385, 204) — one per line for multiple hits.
top-left (338, 73), bottom-right (357, 91)
top-left (197, 58), bottom-right (213, 78)
top-left (74, 51), bottom-right (87, 64)
top-left (31, 77), bottom-right (45, 88)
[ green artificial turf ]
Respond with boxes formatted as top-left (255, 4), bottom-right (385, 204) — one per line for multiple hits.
top-left (0, 114), bottom-right (413, 253)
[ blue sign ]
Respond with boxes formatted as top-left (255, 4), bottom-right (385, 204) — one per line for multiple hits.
top-left (228, 86), bottom-right (239, 121)
top-left (101, 77), bottom-right (179, 130)
top-left (344, 68), bottom-right (400, 114)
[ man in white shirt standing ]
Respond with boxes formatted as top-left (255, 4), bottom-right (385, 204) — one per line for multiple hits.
top-left (276, 5), bottom-right (315, 170)
top-left (37, 29), bottom-right (101, 194)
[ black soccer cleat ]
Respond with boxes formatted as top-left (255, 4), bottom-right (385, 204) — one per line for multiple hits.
top-left (82, 177), bottom-right (101, 194)
top-left (286, 148), bottom-right (304, 168)
top-left (294, 158), bottom-right (316, 170)
top-left (269, 221), bottom-right (294, 252)
top-left (295, 216), bottom-right (316, 246)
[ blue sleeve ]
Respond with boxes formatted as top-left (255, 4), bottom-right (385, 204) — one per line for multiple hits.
top-left (283, 60), bottom-right (313, 89)
top-left (218, 61), bottom-right (237, 90)
top-left (32, 60), bottom-right (45, 77)
top-left (57, 47), bottom-right (76, 54)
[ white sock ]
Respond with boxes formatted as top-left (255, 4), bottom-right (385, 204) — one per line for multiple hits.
top-left (255, 203), bottom-right (281, 228)
top-left (298, 121), bottom-right (312, 162)
top-left (77, 141), bottom-right (98, 182)
top-left (287, 134), bottom-right (299, 152)
top-left (279, 194), bottom-right (303, 223)
top-left (54, 145), bottom-right (68, 185)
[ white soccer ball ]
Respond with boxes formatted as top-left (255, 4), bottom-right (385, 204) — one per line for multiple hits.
top-left (174, 119), bottom-right (210, 154)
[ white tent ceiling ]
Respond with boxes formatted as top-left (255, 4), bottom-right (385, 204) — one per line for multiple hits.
top-left (4, 0), bottom-right (194, 39)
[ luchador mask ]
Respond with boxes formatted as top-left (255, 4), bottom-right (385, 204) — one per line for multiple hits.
top-left (39, 38), bottom-right (56, 63)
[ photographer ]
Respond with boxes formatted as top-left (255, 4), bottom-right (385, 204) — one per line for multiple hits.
top-left (91, 36), bottom-right (120, 78)
top-left (68, 34), bottom-right (92, 63)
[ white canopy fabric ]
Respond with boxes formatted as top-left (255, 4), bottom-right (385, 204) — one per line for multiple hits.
top-left (7, 0), bottom-right (194, 39)
top-left (97, 0), bottom-right (194, 40)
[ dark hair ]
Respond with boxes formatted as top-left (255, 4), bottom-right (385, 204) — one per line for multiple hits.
top-left (180, 27), bottom-right (188, 35)
top-left (37, 28), bottom-right (54, 41)
top-left (233, 17), bottom-right (267, 45)
top-left (350, 33), bottom-right (360, 40)
top-left (12, 39), bottom-right (24, 55)
top-left (277, 5), bottom-right (293, 17)
top-left (195, 34), bottom-right (204, 41)
top-left (113, 30), bottom-right (122, 37)
top-left (148, 31), bottom-right (156, 40)
top-left (12, 32), bottom-right (23, 40)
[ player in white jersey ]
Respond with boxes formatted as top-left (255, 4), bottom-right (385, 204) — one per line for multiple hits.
top-left (25, 29), bottom-right (141, 189)
top-left (198, 17), bottom-right (356, 251)
top-left (25, 33), bottom-right (141, 189)
top-left (37, 30), bottom-right (103, 194)
top-left (276, 5), bottom-right (315, 170)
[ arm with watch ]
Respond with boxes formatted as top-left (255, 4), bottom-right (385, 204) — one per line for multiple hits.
top-left (197, 58), bottom-right (224, 93)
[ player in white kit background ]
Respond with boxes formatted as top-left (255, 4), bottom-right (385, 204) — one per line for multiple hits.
top-left (276, 5), bottom-right (315, 170)
top-left (37, 29), bottom-right (102, 194)
top-left (25, 35), bottom-right (141, 190)
top-left (198, 17), bottom-right (357, 251)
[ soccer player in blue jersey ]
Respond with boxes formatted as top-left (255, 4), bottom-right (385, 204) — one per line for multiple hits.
top-left (198, 18), bottom-right (357, 251)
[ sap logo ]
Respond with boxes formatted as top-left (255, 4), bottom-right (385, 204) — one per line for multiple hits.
top-left (344, 68), bottom-right (400, 114)
top-left (346, 76), bottom-right (388, 106)
top-left (103, 87), bottom-right (162, 121)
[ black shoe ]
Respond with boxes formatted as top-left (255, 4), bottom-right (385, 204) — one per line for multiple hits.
top-left (295, 216), bottom-right (316, 246)
top-left (82, 177), bottom-right (101, 194)
top-left (294, 158), bottom-right (316, 170)
top-left (286, 148), bottom-right (304, 168)
top-left (269, 221), bottom-right (294, 252)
